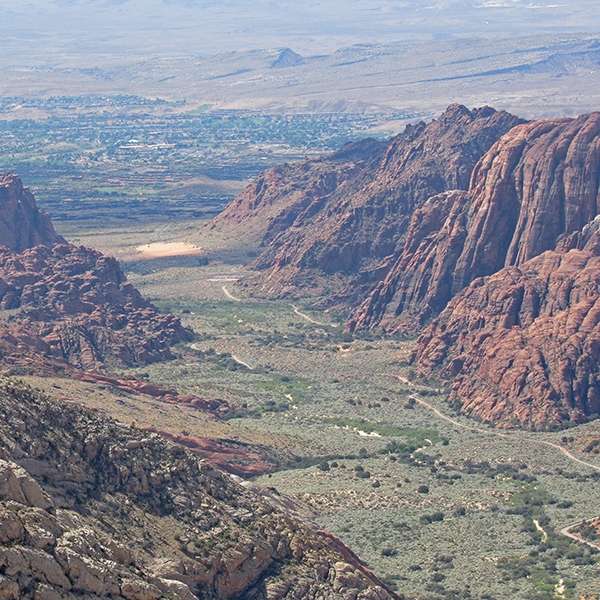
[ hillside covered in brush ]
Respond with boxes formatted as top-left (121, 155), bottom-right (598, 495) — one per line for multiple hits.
top-left (0, 379), bottom-right (396, 599)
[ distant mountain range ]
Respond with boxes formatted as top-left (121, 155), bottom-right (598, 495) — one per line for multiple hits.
top-left (2, 0), bottom-right (600, 57)
top-left (1, 33), bottom-right (600, 119)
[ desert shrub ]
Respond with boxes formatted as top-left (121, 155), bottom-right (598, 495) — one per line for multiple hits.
top-left (420, 512), bottom-right (444, 524)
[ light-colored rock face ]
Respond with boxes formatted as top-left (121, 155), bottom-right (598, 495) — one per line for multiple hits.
top-left (0, 173), bottom-right (65, 253)
top-left (0, 380), bottom-right (396, 600)
top-left (0, 459), bottom-right (53, 509)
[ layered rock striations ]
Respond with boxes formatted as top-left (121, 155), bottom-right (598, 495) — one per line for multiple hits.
top-left (0, 173), bottom-right (65, 252)
top-left (411, 219), bottom-right (600, 429)
top-left (214, 105), bottom-right (523, 296)
top-left (0, 243), bottom-right (192, 372)
top-left (212, 137), bottom-right (384, 245)
top-left (348, 111), bottom-right (600, 333)
top-left (0, 379), bottom-right (396, 600)
top-left (216, 107), bottom-right (600, 428)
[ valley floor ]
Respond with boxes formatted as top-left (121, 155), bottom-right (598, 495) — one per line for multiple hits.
top-left (44, 217), bottom-right (600, 600)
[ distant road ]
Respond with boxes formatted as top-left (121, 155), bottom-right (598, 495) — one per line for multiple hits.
top-left (231, 355), bottom-right (252, 370)
top-left (407, 389), bottom-right (600, 472)
top-left (291, 304), bottom-right (339, 327)
top-left (559, 521), bottom-right (600, 550)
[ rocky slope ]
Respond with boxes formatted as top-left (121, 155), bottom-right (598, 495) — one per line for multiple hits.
top-left (0, 174), bottom-right (277, 474)
top-left (347, 110), bottom-right (600, 333)
top-left (214, 105), bottom-right (523, 296)
top-left (0, 173), bottom-right (192, 374)
top-left (0, 173), bottom-right (65, 252)
top-left (0, 378), bottom-right (396, 600)
top-left (410, 218), bottom-right (600, 429)
top-left (0, 243), bottom-right (192, 372)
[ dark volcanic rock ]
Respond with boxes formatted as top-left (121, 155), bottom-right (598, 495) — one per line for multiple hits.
top-left (214, 105), bottom-right (523, 296)
top-left (0, 173), bottom-right (65, 252)
top-left (349, 111), bottom-right (600, 333)
top-left (0, 243), bottom-right (192, 371)
top-left (411, 219), bottom-right (600, 429)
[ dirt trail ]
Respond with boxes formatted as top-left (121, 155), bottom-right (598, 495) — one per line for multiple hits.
top-left (231, 355), bottom-right (252, 369)
top-left (559, 521), bottom-right (600, 550)
top-left (407, 391), bottom-right (600, 473)
top-left (290, 304), bottom-right (327, 325)
top-left (405, 387), bottom-right (600, 547)
top-left (222, 286), bottom-right (242, 301)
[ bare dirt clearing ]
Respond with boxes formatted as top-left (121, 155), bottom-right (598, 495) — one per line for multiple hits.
top-left (135, 241), bottom-right (205, 258)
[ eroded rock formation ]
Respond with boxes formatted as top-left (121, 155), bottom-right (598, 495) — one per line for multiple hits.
top-left (0, 174), bottom-right (65, 252)
top-left (411, 219), bottom-right (600, 429)
top-left (348, 111), bottom-right (600, 333)
top-left (0, 243), bottom-right (192, 372)
top-left (214, 105), bottom-right (523, 296)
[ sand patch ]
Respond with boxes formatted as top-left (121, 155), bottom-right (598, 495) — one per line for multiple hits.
top-left (135, 242), bottom-right (205, 258)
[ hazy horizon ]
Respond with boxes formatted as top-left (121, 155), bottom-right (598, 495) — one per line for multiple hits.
top-left (2, 0), bottom-right (600, 61)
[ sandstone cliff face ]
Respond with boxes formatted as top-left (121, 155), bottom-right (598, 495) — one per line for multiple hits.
top-left (214, 105), bottom-right (523, 296)
top-left (0, 244), bottom-right (192, 371)
top-left (348, 111), bottom-right (600, 333)
top-left (0, 380), bottom-right (396, 600)
top-left (0, 174), bottom-right (65, 252)
top-left (411, 219), bottom-right (600, 429)
top-left (346, 190), bottom-right (472, 332)
top-left (213, 137), bottom-right (383, 244)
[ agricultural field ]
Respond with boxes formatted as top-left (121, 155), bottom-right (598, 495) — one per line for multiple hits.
top-left (50, 217), bottom-right (600, 600)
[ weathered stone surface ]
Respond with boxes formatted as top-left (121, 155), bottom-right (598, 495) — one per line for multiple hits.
top-left (0, 243), bottom-right (193, 371)
top-left (0, 380), bottom-right (397, 600)
top-left (348, 111), bottom-right (600, 333)
top-left (0, 459), bottom-right (53, 509)
top-left (411, 226), bottom-right (600, 428)
top-left (347, 190), bottom-right (472, 333)
top-left (214, 104), bottom-right (523, 297)
top-left (0, 507), bottom-right (24, 543)
top-left (0, 173), bottom-right (65, 252)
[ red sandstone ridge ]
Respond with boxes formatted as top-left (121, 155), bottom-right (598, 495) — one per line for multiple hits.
top-left (347, 110), bottom-right (600, 334)
top-left (411, 219), bottom-right (600, 429)
top-left (0, 173), bottom-right (65, 251)
top-left (0, 243), bottom-right (193, 371)
top-left (75, 371), bottom-right (241, 418)
top-left (143, 428), bottom-right (275, 478)
top-left (213, 105), bottom-right (523, 297)
top-left (212, 137), bottom-right (383, 244)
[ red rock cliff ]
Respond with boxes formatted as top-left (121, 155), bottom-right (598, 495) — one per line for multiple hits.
top-left (411, 219), bottom-right (600, 429)
top-left (0, 173), bottom-right (65, 251)
top-left (348, 111), bottom-right (600, 334)
top-left (0, 243), bottom-right (193, 372)
top-left (213, 105), bottom-right (523, 297)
